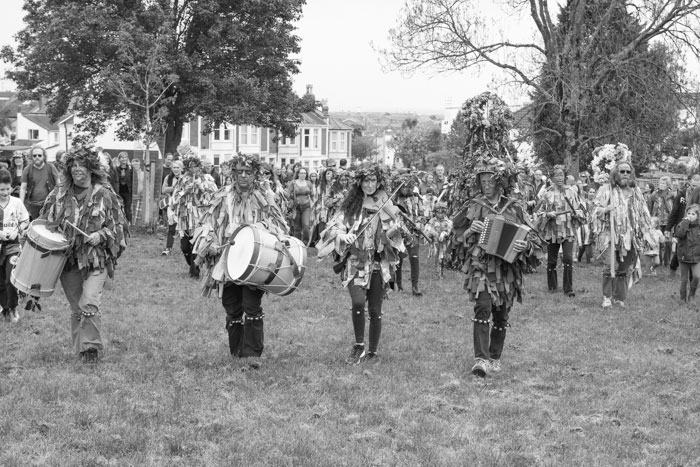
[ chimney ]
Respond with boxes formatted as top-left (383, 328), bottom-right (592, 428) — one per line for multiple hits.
top-left (306, 84), bottom-right (313, 96)
top-left (321, 99), bottom-right (329, 120)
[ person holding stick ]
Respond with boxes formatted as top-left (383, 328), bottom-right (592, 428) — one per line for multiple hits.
top-left (537, 165), bottom-right (585, 296)
top-left (593, 160), bottom-right (652, 308)
top-left (40, 147), bottom-right (128, 363)
top-left (317, 163), bottom-right (406, 365)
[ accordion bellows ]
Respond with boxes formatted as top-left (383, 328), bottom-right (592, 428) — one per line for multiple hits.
top-left (478, 215), bottom-right (530, 263)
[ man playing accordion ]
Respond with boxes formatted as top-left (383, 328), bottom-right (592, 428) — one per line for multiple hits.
top-left (452, 158), bottom-right (541, 377)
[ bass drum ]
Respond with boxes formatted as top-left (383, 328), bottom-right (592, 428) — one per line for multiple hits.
top-left (224, 224), bottom-right (306, 296)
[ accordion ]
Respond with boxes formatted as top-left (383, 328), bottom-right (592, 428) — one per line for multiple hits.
top-left (478, 215), bottom-right (531, 263)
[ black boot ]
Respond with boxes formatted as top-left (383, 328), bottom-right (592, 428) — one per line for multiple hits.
top-left (226, 320), bottom-right (244, 357)
top-left (547, 267), bottom-right (558, 291)
top-left (563, 264), bottom-right (574, 297)
top-left (410, 256), bottom-right (422, 297)
top-left (395, 261), bottom-right (403, 291)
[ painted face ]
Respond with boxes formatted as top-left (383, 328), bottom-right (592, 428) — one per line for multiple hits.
top-left (553, 169), bottom-right (566, 187)
top-left (71, 161), bottom-right (90, 186)
top-left (235, 164), bottom-right (254, 190)
top-left (480, 173), bottom-right (496, 198)
top-left (361, 174), bottom-right (378, 196)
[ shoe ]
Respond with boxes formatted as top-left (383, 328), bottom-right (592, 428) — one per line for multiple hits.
top-left (80, 348), bottom-right (99, 363)
top-left (345, 344), bottom-right (365, 365)
top-left (412, 286), bottom-right (423, 297)
top-left (565, 291), bottom-right (576, 297)
top-left (1, 308), bottom-right (8, 322)
top-left (612, 299), bottom-right (625, 307)
top-left (239, 356), bottom-right (262, 371)
top-left (9, 308), bottom-right (19, 323)
top-left (471, 358), bottom-right (488, 377)
top-left (488, 359), bottom-right (501, 372)
top-left (363, 351), bottom-right (380, 364)
top-left (161, 248), bottom-right (172, 256)
top-left (602, 297), bottom-right (612, 308)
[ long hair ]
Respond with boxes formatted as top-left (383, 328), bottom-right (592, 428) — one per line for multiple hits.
top-left (63, 147), bottom-right (110, 187)
top-left (320, 168), bottom-right (335, 193)
top-left (610, 162), bottom-right (636, 188)
top-left (341, 163), bottom-right (385, 220)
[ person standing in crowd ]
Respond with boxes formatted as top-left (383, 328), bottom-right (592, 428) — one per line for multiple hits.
top-left (171, 156), bottom-right (217, 278)
top-left (452, 159), bottom-right (538, 377)
top-left (538, 165), bottom-right (584, 297)
top-left (433, 165), bottom-right (448, 193)
top-left (424, 201), bottom-right (453, 277)
top-left (317, 163), bottom-right (405, 364)
top-left (395, 176), bottom-right (424, 296)
top-left (310, 167), bottom-right (337, 246)
top-left (287, 167), bottom-right (314, 244)
top-left (161, 160), bottom-right (183, 256)
top-left (201, 155), bottom-right (221, 188)
top-left (593, 161), bottom-right (652, 308)
top-left (648, 176), bottom-right (674, 268)
top-left (19, 147), bottom-right (59, 220)
top-left (0, 169), bottom-right (30, 323)
top-left (193, 155), bottom-right (288, 370)
top-left (158, 153), bottom-right (174, 224)
top-left (674, 203), bottom-right (700, 303)
top-left (577, 186), bottom-right (597, 264)
top-left (111, 152), bottom-right (133, 224)
top-left (10, 151), bottom-right (25, 197)
top-left (643, 216), bottom-right (665, 276)
top-left (667, 174), bottom-right (700, 277)
top-left (40, 148), bottom-right (128, 363)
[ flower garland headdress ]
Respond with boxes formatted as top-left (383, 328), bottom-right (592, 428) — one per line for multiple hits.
top-left (590, 143), bottom-right (632, 183)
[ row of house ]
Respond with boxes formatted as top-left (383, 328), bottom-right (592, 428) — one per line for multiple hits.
top-left (0, 85), bottom-right (354, 169)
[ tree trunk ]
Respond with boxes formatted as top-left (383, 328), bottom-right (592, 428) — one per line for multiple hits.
top-left (160, 118), bottom-right (184, 156)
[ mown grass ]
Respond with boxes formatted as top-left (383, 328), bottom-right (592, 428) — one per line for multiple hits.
top-left (1, 230), bottom-right (699, 466)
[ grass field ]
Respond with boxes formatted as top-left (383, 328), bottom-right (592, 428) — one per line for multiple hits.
top-left (1, 230), bottom-right (700, 466)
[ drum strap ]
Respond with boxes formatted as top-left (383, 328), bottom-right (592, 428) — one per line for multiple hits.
top-left (27, 237), bottom-right (67, 258)
top-left (263, 246), bottom-right (285, 285)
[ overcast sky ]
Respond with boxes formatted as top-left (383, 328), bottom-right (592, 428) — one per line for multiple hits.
top-left (0, 0), bottom-right (522, 114)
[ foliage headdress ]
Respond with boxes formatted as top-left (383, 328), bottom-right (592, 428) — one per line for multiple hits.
top-left (472, 154), bottom-right (518, 195)
top-left (182, 156), bottom-right (202, 173)
top-left (63, 146), bottom-right (109, 185)
top-left (353, 162), bottom-right (387, 191)
top-left (590, 143), bottom-right (632, 183)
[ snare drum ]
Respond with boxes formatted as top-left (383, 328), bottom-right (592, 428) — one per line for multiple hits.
top-left (224, 224), bottom-right (306, 296)
top-left (11, 220), bottom-right (70, 297)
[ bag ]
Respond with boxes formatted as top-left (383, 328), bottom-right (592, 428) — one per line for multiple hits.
top-left (332, 251), bottom-right (349, 274)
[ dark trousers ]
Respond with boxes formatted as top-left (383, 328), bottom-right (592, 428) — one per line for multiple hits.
top-left (0, 254), bottom-right (18, 310)
top-left (165, 223), bottom-right (176, 249)
top-left (473, 291), bottom-right (510, 361)
top-left (348, 271), bottom-right (384, 353)
top-left (602, 246), bottom-right (637, 301)
top-left (223, 283), bottom-right (266, 357)
top-left (119, 188), bottom-right (132, 223)
top-left (180, 233), bottom-right (199, 277)
top-left (396, 243), bottom-right (420, 289)
top-left (547, 240), bottom-right (574, 293)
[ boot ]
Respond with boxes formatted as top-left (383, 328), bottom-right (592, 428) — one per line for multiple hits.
top-left (563, 264), bottom-right (574, 297)
top-left (547, 267), bottom-right (558, 291)
top-left (410, 256), bottom-right (422, 297)
top-left (226, 320), bottom-right (244, 357)
top-left (395, 262), bottom-right (403, 291)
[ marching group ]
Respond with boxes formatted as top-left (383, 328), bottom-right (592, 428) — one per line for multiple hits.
top-left (3, 145), bottom-right (698, 377)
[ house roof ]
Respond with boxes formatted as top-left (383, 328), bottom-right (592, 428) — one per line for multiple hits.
top-left (300, 110), bottom-right (327, 126)
top-left (328, 115), bottom-right (353, 130)
top-left (511, 104), bottom-right (534, 132)
top-left (23, 114), bottom-right (59, 131)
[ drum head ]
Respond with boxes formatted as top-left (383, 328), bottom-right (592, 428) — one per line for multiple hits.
top-left (226, 226), bottom-right (256, 280)
top-left (29, 220), bottom-right (70, 249)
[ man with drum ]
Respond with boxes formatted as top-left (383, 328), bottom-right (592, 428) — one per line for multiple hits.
top-left (452, 157), bottom-right (540, 377)
top-left (0, 169), bottom-right (30, 323)
top-left (40, 147), bottom-right (128, 363)
top-left (193, 155), bottom-right (288, 370)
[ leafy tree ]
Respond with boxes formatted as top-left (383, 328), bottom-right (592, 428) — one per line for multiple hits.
top-left (381, 0), bottom-right (700, 175)
top-left (2, 0), bottom-right (306, 155)
top-left (351, 135), bottom-right (379, 162)
top-left (533, 1), bottom-right (683, 173)
top-left (389, 123), bottom-right (442, 169)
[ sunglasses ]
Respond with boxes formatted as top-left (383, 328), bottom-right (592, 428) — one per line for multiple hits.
top-left (262, 171), bottom-right (271, 176)
top-left (32, 154), bottom-right (43, 158)
top-left (619, 170), bottom-right (631, 174)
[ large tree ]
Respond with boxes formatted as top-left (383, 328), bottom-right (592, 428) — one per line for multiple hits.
top-left (382, 0), bottom-right (700, 174)
top-left (2, 0), bottom-right (307, 155)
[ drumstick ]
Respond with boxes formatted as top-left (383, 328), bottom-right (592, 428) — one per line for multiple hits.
top-left (64, 221), bottom-right (91, 238)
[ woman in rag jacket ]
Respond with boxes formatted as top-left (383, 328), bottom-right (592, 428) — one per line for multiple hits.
top-left (316, 163), bottom-right (405, 365)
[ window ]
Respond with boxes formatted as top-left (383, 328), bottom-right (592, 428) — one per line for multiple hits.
top-left (281, 158), bottom-right (286, 166)
top-left (304, 161), bottom-right (309, 167)
top-left (330, 132), bottom-right (338, 151)
top-left (213, 123), bottom-right (231, 141)
top-left (240, 126), bottom-right (248, 145)
top-left (303, 129), bottom-right (310, 148)
top-left (214, 155), bottom-right (220, 165)
top-left (269, 158), bottom-right (275, 164)
top-left (28, 129), bottom-right (39, 140)
top-left (313, 160), bottom-right (319, 167)
top-left (313, 129), bottom-right (319, 149)
top-left (288, 135), bottom-right (296, 145)
top-left (250, 126), bottom-right (259, 145)
top-left (340, 132), bottom-right (347, 151)
top-left (289, 159), bottom-right (295, 165)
